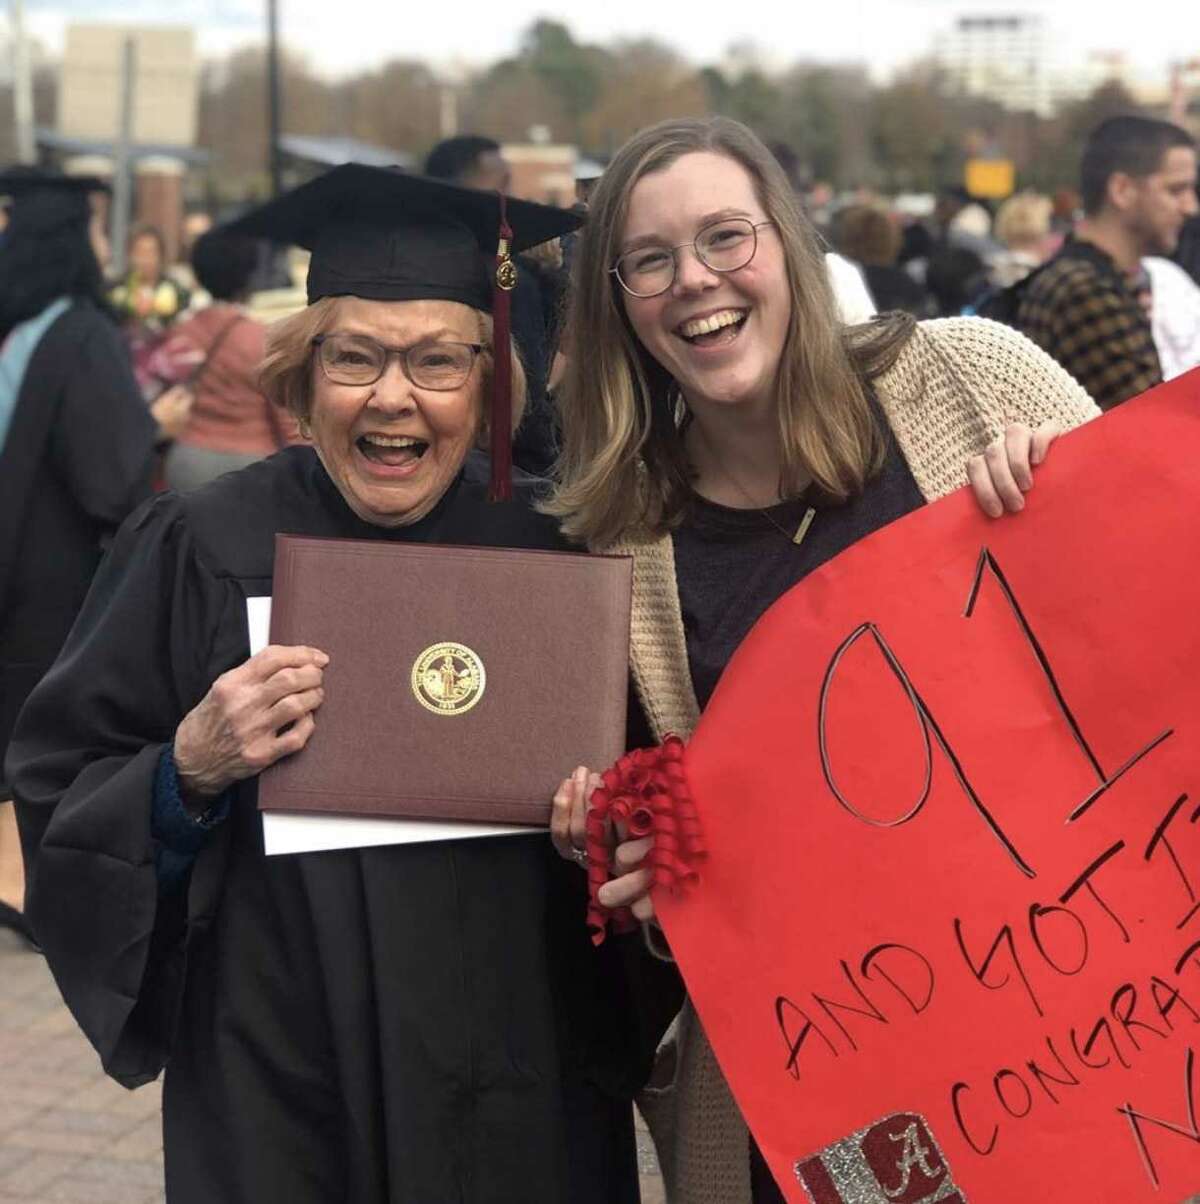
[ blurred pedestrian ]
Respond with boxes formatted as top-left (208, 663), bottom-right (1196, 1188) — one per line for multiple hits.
top-left (1175, 210), bottom-right (1200, 285)
top-left (1013, 116), bottom-right (1198, 409)
top-left (991, 191), bottom-right (1054, 287)
top-left (110, 224), bottom-right (191, 395)
top-left (0, 170), bottom-right (187, 941)
top-left (426, 135), bottom-right (562, 475)
top-left (147, 229), bottom-right (300, 493)
top-left (109, 223), bottom-right (190, 330)
top-left (833, 203), bottom-right (936, 316)
top-left (172, 210), bottom-right (217, 303)
top-left (925, 244), bottom-right (990, 316)
top-left (1142, 255), bottom-right (1200, 379)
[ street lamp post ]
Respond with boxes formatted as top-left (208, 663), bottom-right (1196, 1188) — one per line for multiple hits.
top-left (10, 0), bottom-right (35, 164)
top-left (108, 37), bottom-right (137, 279)
top-left (267, 0), bottom-right (282, 197)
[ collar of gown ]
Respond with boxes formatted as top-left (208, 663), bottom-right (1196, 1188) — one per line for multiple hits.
top-left (308, 449), bottom-right (468, 540)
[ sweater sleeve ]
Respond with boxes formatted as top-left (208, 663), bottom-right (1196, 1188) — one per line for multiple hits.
top-left (934, 316), bottom-right (1101, 432)
top-left (881, 317), bottom-right (1102, 503)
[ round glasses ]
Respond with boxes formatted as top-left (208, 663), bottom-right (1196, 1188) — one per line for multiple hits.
top-left (610, 218), bottom-right (776, 298)
top-left (312, 333), bottom-right (483, 390)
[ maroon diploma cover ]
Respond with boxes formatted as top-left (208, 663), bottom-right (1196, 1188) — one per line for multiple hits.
top-left (257, 535), bottom-right (632, 825)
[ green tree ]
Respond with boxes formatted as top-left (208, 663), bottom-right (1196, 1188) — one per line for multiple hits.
top-left (777, 65), bottom-right (873, 187)
top-left (869, 65), bottom-right (956, 192)
top-left (581, 39), bottom-right (709, 153)
top-left (1031, 79), bottom-right (1148, 192)
top-left (339, 60), bottom-right (442, 155)
top-left (519, 19), bottom-right (607, 134)
top-left (461, 59), bottom-right (566, 143)
top-left (197, 48), bottom-right (334, 196)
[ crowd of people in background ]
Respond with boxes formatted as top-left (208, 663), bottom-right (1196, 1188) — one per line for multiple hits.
top-left (814, 118), bottom-right (1200, 407)
top-left (7, 117), bottom-right (1196, 489)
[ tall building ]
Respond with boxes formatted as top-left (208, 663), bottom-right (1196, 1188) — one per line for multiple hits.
top-left (935, 14), bottom-right (1054, 116)
top-left (47, 24), bottom-right (202, 262)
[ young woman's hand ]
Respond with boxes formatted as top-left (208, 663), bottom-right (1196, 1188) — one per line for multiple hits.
top-left (550, 767), bottom-right (656, 920)
top-left (597, 836), bottom-right (656, 922)
top-left (966, 421), bottom-right (1060, 517)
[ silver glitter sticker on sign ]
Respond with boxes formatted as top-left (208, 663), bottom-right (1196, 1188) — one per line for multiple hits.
top-left (793, 1112), bottom-right (967, 1204)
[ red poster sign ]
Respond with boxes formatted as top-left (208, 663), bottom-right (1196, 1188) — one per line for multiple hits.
top-left (658, 372), bottom-right (1200, 1201)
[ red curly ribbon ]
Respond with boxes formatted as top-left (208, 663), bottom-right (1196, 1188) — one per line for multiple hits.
top-left (585, 734), bottom-right (707, 944)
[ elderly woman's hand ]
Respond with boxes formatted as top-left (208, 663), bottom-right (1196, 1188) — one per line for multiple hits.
top-left (966, 421), bottom-right (1061, 518)
top-left (173, 645), bottom-right (328, 805)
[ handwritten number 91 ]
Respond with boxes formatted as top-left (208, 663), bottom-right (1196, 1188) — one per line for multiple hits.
top-left (817, 549), bottom-right (1174, 880)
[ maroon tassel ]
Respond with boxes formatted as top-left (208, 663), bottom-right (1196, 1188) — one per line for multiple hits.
top-left (489, 193), bottom-right (516, 503)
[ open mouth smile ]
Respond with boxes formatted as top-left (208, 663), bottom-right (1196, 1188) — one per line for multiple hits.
top-left (675, 308), bottom-right (749, 347)
top-left (355, 433), bottom-right (430, 469)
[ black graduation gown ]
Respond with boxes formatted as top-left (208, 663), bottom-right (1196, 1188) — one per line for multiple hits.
top-left (6, 448), bottom-right (648, 1204)
top-left (0, 302), bottom-right (156, 779)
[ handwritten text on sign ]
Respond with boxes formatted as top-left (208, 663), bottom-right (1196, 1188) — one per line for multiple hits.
top-left (657, 373), bottom-right (1200, 1202)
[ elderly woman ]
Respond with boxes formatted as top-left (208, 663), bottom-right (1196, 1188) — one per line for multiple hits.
top-left (544, 118), bottom-right (1100, 1204)
top-left (6, 168), bottom-right (646, 1204)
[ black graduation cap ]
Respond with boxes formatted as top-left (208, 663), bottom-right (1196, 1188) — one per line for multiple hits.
top-left (0, 168), bottom-right (109, 236)
top-left (226, 164), bottom-right (583, 501)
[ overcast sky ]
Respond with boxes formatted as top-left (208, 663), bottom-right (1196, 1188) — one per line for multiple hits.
top-left (13, 0), bottom-right (1193, 84)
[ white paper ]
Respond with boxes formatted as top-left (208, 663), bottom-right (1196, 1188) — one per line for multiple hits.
top-left (247, 597), bottom-right (535, 855)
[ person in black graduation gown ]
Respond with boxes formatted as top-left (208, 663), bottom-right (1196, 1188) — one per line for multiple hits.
top-left (0, 170), bottom-right (188, 940)
top-left (5, 167), bottom-right (653, 1204)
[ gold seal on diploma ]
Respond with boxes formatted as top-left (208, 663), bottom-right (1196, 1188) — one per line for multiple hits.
top-left (411, 642), bottom-right (486, 716)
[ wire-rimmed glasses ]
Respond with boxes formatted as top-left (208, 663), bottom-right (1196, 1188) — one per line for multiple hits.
top-left (610, 218), bottom-right (776, 298)
top-left (312, 333), bottom-right (483, 390)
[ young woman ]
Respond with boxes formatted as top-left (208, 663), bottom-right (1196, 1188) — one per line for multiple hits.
top-left (546, 117), bottom-right (1099, 1204)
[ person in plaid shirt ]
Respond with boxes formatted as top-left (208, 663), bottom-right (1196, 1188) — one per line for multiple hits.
top-left (1015, 115), bottom-right (1197, 410)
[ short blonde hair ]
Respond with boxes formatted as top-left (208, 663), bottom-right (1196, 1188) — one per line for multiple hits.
top-left (258, 296), bottom-right (526, 446)
top-left (994, 193), bottom-right (1052, 251)
top-left (544, 116), bottom-right (915, 548)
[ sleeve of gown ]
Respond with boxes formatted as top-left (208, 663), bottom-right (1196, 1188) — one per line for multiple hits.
top-left (47, 315), bottom-right (157, 529)
top-left (5, 493), bottom-right (233, 1087)
top-left (150, 744), bottom-right (231, 894)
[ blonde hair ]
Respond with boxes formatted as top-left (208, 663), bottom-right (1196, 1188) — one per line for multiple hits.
top-left (994, 192), bottom-right (1052, 251)
top-left (545, 117), bottom-right (915, 547)
top-left (259, 295), bottom-right (526, 446)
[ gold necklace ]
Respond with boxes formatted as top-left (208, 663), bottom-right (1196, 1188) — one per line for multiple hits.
top-left (693, 426), bottom-right (817, 547)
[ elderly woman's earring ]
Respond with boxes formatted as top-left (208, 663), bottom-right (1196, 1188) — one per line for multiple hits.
top-left (298, 417), bottom-right (312, 440)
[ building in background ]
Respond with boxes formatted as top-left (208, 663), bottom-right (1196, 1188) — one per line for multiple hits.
top-left (932, 13), bottom-right (1184, 118)
top-left (46, 24), bottom-right (200, 261)
top-left (934, 14), bottom-right (1054, 116)
top-left (502, 142), bottom-right (576, 206)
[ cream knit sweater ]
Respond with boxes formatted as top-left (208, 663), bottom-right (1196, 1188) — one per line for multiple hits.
top-left (605, 318), bottom-right (1100, 1204)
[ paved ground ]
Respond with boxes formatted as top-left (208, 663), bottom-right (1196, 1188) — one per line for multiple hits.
top-left (0, 930), bottom-right (165, 1204)
top-left (1, 928), bottom-right (664, 1203)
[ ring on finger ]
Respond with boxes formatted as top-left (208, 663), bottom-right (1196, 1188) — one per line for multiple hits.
top-left (570, 846), bottom-right (589, 867)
